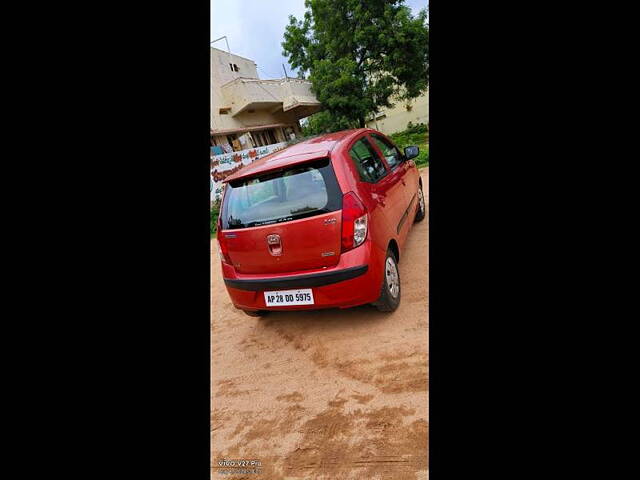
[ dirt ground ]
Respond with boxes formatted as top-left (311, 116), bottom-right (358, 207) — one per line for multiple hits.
top-left (211, 168), bottom-right (428, 480)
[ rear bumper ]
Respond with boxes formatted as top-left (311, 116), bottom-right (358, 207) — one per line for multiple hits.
top-left (220, 239), bottom-right (384, 311)
top-left (224, 265), bottom-right (368, 291)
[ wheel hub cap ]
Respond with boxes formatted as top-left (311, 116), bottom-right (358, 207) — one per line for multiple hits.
top-left (385, 257), bottom-right (399, 298)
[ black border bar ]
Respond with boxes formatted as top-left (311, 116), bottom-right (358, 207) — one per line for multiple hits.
top-left (223, 265), bottom-right (368, 291)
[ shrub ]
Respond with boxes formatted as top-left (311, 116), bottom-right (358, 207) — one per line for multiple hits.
top-left (210, 200), bottom-right (220, 236)
top-left (415, 146), bottom-right (429, 168)
top-left (389, 124), bottom-right (429, 168)
top-left (405, 122), bottom-right (428, 135)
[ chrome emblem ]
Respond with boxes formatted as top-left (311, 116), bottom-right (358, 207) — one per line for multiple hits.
top-left (267, 234), bottom-right (280, 245)
top-left (267, 234), bottom-right (282, 256)
top-left (324, 218), bottom-right (337, 225)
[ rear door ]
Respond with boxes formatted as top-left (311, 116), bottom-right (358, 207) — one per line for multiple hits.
top-left (346, 136), bottom-right (403, 244)
top-left (219, 158), bottom-right (343, 274)
top-left (369, 133), bottom-right (416, 242)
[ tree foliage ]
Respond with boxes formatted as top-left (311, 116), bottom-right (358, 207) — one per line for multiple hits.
top-left (301, 110), bottom-right (355, 136)
top-left (282, 0), bottom-right (428, 129)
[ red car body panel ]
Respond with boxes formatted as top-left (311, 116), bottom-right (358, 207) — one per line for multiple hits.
top-left (222, 210), bottom-right (342, 274)
top-left (221, 238), bottom-right (386, 311)
top-left (217, 128), bottom-right (421, 313)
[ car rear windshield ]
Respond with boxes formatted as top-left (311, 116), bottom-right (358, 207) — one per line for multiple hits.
top-left (220, 158), bottom-right (342, 230)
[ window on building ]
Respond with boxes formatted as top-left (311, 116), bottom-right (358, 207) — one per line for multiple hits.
top-left (251, 130), bottom-right (276, 147)
top-left (251, 132), bottom-right (262, 147)
top-left (348, 137), bottom-right (388, 183)
top-left (226, 133), bottom-right (244, 152)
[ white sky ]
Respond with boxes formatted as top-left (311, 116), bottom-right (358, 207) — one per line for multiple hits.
top-left (211, 0), bottom-right (428, 79)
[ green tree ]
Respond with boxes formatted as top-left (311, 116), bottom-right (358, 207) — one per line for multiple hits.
top-left (302, 110), bottom-right (354, 136)
top-left (282, 0), bottom-right (428, 129)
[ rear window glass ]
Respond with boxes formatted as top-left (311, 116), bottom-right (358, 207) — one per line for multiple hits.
top-left (220, 158), bottom-right (342, 229)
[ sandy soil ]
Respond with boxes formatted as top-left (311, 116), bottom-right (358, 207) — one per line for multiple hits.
top-left (211, 168), bottom-right (428, 480)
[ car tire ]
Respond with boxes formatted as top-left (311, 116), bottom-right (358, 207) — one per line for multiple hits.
top-left (414, 183), bottom-right (426, 223)
top-left (372, 249), bottom-right (401, 312)
top-left (243, 309), bottom-right (269, 318)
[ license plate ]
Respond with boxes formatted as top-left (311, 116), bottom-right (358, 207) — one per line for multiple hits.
top-left (264, 288), bottom-right (314, 306)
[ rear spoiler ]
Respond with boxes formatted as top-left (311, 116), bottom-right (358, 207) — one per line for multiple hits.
top-left (223, 149), bottom-right (331, 184)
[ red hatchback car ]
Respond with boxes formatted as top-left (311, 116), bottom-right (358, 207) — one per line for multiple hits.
top-left (216, 128), bottom-right (425, 316)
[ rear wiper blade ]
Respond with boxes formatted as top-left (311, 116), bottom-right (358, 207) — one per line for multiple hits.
top-left (227, 218), bottom-right (245, 229)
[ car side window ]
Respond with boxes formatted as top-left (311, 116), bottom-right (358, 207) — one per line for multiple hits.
top-left (371, 134), bottom-right (403, 169)
top-left (348, 137), bottom-right (388, 183)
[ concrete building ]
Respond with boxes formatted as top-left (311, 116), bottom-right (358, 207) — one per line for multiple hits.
top-left (210, 47), bottom-right (321, 151)
top-left (366, 90), bottom-right (429, 135)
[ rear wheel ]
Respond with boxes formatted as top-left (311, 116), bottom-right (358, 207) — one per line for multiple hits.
top-left (414, 184), bottom-right (426, 223)
top-left (242, 309), bottom-right (269, 318)
top-left (372, 249), bottom-right (401, 312)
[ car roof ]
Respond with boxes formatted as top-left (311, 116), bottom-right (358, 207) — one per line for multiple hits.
top-left (223, 128), bottom-right (374, 183)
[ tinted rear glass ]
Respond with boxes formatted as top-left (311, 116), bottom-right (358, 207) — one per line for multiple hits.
top-left (221, 158), bottom-right (342, 230)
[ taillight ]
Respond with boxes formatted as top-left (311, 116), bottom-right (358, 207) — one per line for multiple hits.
top-left (341, 191), bottom-right (368, 252)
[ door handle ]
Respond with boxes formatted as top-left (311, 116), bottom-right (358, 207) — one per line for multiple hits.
top-left (401, 179), bottom-right (406, 186)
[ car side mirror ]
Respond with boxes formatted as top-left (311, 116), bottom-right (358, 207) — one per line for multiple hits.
top-left (404, 145), bottom-right (419, 160)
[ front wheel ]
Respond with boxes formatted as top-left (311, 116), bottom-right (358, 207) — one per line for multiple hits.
top-left (372, 249), bottom-right (401, 312)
